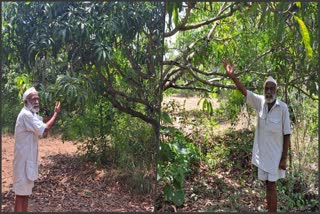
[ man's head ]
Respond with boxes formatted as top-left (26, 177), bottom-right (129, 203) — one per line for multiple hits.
top-left (264, 76), bottom-right (277, 104)
top-left (23, 87), bottom-right (40, 113)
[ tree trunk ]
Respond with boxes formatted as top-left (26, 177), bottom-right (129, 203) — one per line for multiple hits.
top-left (284, 84), bottom-right (293, 172)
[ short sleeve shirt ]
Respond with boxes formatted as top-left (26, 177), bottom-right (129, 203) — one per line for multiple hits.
top-left (13, 106), bottom-right (46, 183)
top-left (246, 90), bottom-right (291, 174)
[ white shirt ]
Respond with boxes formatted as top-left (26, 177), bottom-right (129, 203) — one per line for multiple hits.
top-left (246, 90), bottom-right (291, 174)
top-left (13, 106), bottom-right (46, 182)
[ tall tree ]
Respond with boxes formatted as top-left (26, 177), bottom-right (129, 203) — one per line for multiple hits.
top-left (2, 1), bottom-right (165, 137)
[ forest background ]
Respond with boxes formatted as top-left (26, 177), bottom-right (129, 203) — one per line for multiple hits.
top-left (1, 1), bottom-right (319, 212)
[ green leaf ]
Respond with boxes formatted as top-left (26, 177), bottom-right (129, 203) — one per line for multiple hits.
top-left (166, 1), bottom-right (174, 30)
top-left (172, 2), bottom-right (179, 27)
top-left (161, 111), bottom-right (173, 124)
top-left (157, 165), bottom-right (163, 181)
top-left (163, 185), bottom-right (173, 201)
top-left (172, 189), bottom-right (185, 206)
top-left (294, 15), bottom-right (313, 57)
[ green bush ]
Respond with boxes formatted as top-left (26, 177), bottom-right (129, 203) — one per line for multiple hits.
top-left (111, 112), bottom-right (156, 171)
top-left (204, 128), bottom-right (254, 172)
top-left (75, 108), bottom-right (157, 194)
top-left (2, 101), bottom-right (21, 134)
top-left (277, 171), bottom-right (318, 212)
top-left (158, 126), bottom-right (201, 206)
top-left (219, 89), bottom-right (245, 123)
top-left (77, 135), bottom-right (113, 165)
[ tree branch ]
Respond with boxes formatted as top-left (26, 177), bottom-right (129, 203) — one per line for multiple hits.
top-left (169, 84), bottom-right (212, 93)
top-left (98, 67), bottom-right (149, 106)
top-left (163, 60), bottom-right (224, 76)
top-left (165, 2), bottom-right (242, 35)
top-left (162, 67), bottom-right (181, 88)
top-left (110, 60), bottom-right (143, 89)
top-left (163, 69), bottom-right (186, 91)
top-left (288, 71), bottom-right (317, 86)
top-left (125, 47), bottom-right (151, 79)
top-left (206, 2), bottom-right (228, 41)
top-left (164, 2), bottom-right (192, 37)
top-left (97, 69), bottom-right (158, 126)
top-left (292, 85), bottom-right (318, 100)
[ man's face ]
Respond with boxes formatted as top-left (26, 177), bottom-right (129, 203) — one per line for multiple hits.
top-left (26, 93), bottom-right (40, 113)
top-left (264, 82), bottom-right (277, 104)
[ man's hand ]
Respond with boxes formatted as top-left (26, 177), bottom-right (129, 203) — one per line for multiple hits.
top-left (222, 58), bottom-right (247, 96)
top-left (223, 59), bottom-right (234, 77)
top-left (54, 101), bottom-right (61, 113)
top-left (279, 157), bottom-right (287, 170)
top-left (45, 101), bottom-right (61, 131)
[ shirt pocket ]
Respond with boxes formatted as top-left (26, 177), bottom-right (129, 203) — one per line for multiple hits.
top-left (26, 160), bottom-right (38, 181)
top-left (268, 117), bottom-right (282, 134)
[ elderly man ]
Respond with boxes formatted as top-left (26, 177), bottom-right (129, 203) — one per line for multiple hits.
top-left (13, 87), bottom-right (61, 212)
top-left (223, 59), bottom-right (291, 212)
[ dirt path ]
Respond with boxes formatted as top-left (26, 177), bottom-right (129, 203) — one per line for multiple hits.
top-left (1, 135), bottom-right (153, 212)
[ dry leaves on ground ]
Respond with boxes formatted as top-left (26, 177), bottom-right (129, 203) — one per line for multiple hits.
top-left (1, 135), bottom-right (153, 212)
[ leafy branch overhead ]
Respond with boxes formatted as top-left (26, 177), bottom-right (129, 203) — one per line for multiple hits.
top-left (3, 2), bottom-right (165, 129)
top-left (2, 1), bottom-right (318, 132)
top-left (163, 2), bottom-right (317, 100)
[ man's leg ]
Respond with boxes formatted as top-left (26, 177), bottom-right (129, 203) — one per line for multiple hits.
top-left (266, 181), bottom-right (277, 212)
top-left (15, 195), bottom-right (28, 212)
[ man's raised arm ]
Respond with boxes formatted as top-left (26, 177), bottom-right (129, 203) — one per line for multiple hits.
top-left (223, 59), bottom-right (247, 97)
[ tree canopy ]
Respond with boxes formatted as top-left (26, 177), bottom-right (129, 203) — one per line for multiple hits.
top-left (1, 1), bottom-right (318, 133)
top-left (2, 1), bottom-right (165, 133)
top-left (163, 1), bottom-right (318, 104)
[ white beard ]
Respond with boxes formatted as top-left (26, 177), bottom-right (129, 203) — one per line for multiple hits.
top-left (27, 101), bottom-right (40, 113)
top-left (264, 93), bottom-right (276, 104)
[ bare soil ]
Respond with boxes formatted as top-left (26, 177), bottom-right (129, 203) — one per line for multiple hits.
top-left (162, 94), bottom-right (220, 111)
top-left (1, 135), bottom-right (153, 212)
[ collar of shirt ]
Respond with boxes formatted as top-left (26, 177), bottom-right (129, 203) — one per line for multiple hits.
top-left (263, 98), bottom-right (280, 108)
top-left (260, 98), bottom-right (280, 118)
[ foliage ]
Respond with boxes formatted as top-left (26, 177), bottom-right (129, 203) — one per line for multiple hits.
top-left (158, 126), bottom-right (201, 206)
top-left (2, 1), bottom-right (165, 137)
top-left (74, 109), bottom-right (156, 194)
top-left (163, 2), bottom-right (318, 104)
top-left (1, 101), bottom-right (21, 133)
top-left (277, 171), bottom-right (318, 212)
top-left (57, 98), bottom-right (114, 141)
top-left (204, 129), bottom-right (254, 171)
top-left (77, 135), bottom-right (112, 166)
top-left (294, 15), bottom-right (313, 58)
top-left (111, 112), bottom-right (156, 171)
top-left (2, 2), bottom-right (162, 196)
top-left (218, 89), bottom-right (245, 123)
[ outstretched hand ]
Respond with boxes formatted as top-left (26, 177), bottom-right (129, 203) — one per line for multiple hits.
top-left (54, 101), bottom-right (61, 113)
top-left (223, 59), bottom-right (234, 77)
